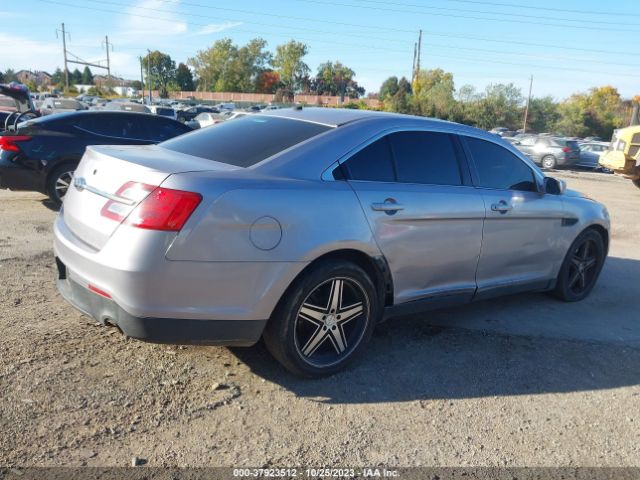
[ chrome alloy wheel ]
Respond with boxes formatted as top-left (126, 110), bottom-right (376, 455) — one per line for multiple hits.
top-left (294, 277), bottom-right (370, 368)
top-left (55, 171), bottom-right (74, 201)
top-left (567, 238), bottom-right (599, 295)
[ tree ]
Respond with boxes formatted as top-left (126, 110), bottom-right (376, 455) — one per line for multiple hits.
top-left (411, 68), bottom-right (457, 119)
top-left (4, 68), bottom-right (17, 83)
top-left (189, 38), bottom-right (270, 93)
top-left (142, 50), bottom-right (177, 98)
top-left (464, 83), bottom-right (523, 129)
top-left (71, 68), bottom-right (82, 84)
top-left (51, 68), bottom-right (64, 86)
top-left (554, 86), bottom-right (625, 138)
top-left (526, 96), bottom-right (560, 133)
top-left (257, 71), bottom-right (280, 93)
top-left (175, 63), bottom-right (194, 91)
top-left (383, 76), bottom-right (412, 113)
top-left (313, 61), bottom-right (364, 100)
top-left (81, 66), bottom-right (94, 85)
top-left (272, 40), bottom-right (310, 94)
top-left (379, 76), bottom-right (399, 101)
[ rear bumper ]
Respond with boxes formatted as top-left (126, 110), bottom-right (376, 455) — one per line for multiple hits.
top-left (0, 156), bottom-right (42, 191)
top-left (56, 270), bottom-right (266, 346)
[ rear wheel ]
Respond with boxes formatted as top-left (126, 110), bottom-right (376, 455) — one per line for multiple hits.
top-left (632, 178), bottom-right (640, 189)
top-left (263, 261), bottom-right (380, 377)
top-left (46, 164), bottom-right (76, 208)
top-left (552, 229), bottom-right (605, 302)
top-left (541, 155), bottom-right (557, 169)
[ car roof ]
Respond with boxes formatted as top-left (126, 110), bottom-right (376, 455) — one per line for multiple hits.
top-left (257, 106), bottom-right (459, 128)
top-left (255, 107), bottom-right (403, 127)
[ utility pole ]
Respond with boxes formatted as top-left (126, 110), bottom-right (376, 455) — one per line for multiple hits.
top-left (57, 23), bottom-right (70, 89)
top-left (412, 42), bottom-right (417, 83)
top-left (139, 56), bottom-right (144, 100)
top-left (103, 35), bottom-right (112, 79)
top-left (415, 29), bottom-right (423, 76)
top-left (523, 75), bottom-right (533, 133)
top-left (147, 49), bottom-right (152, 104)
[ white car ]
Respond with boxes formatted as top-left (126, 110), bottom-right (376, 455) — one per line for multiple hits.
top-left (186, 112), bottom-right (224, 129)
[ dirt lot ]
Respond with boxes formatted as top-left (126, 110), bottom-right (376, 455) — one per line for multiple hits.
top-left (1, 171), bottom-right (639, 468)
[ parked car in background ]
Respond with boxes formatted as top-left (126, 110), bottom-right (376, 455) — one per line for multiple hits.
top-left (0, 111), bottom-right (191, 206)
top-left (599, 126), bottom-right (640, 188)
top-left (214, 102), bottom-right (236, 111)
top-left (222, 110), bottom-right (248, 121)
top-left (513, 135), bottom-right (580, 169)
top-left (53, 108), bottom-right (609, 377)
top-left (103, 102), bottom-right (151, 114)
top-left (576, 142), bottom-right (609, 170)
top-left (185, 112), bottom-right (224, 129)
top-left (176, 105), bottom-right (219, 123)
top-left (148, 105), bottom-right (177, 120)
top-left (40, 98), bottom-right (87, 116)
top-left (0, 83), bottom-right (38, 131)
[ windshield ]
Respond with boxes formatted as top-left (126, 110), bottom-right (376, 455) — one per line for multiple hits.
top-left (160, 115), bottom-right (332, 167)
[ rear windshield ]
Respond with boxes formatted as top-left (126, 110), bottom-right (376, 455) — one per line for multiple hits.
top-left (554, 138), bottom-right (578, 148)
top-left (160, 116), bottom-right (332, 167)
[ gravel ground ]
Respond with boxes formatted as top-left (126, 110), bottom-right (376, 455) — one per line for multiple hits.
top-left (0, 171), bottom-right (639, 468)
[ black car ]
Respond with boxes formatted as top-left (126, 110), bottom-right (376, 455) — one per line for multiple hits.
top-left (176, 105), bottom-right (219, 123)
top-left (0, 111), bottom-right (192, 206)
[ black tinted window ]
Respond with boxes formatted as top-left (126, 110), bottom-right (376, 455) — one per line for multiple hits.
top-left (389, 131), bottom-right (462, 186)
top-left (466, 137), bottom-right (537, 192)
top-left (342, 137), bottom-right (395, 182)
top-left (148, 118), bottom-right (190, 142)
top-left (160, 116), bottom-right (331, 167)
top-left (77, 114), bottom-right (149, 139)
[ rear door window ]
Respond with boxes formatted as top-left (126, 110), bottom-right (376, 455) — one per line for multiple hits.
top-left (160, 116), bottom-right (331, 167)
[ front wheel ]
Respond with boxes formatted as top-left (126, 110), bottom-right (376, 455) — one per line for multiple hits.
top-left (263, 261), bottom-right (380, 377)
top-left (552, 229), bottom-right (606, 302)
top-left (46, 164), bottom-right (76, 208)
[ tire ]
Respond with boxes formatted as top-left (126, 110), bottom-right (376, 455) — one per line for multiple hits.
top-left (46, 164), bottom-right (76, 208)
top-left (552, 229), bottom-right (606, 302)
top-left (263, 260), bottom-right (381, 377)
top-left (632, 178), bottom-right (640, 189)
top-left (541, 155), bottom-right (557, 169)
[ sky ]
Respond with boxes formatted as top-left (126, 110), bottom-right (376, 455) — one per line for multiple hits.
top-left (1, 0), bottom-right (639, 100)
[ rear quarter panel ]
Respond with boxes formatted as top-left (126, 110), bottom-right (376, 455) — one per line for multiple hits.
top-left (164, 175), bottom-right (380, 263)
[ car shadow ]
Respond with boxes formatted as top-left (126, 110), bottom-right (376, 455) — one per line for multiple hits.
top-left (40, 198), bottom-right (60, 212)
top-left (231, 256), bottom-right (640, 404)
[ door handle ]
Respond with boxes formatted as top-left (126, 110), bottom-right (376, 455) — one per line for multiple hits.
top-left (491, 200), bottom-right (513, 213)
top-left (371, 200), bottom-right (404, 214)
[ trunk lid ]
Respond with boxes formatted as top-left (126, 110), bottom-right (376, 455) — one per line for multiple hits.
top-left (62, 144), bottom-right (238, 250)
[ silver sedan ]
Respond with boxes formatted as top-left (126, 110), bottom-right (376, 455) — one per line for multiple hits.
top-left (54, 108), bottom-right (610, 376)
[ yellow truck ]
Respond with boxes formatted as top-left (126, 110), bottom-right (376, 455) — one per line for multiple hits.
top-left (599, 125), bottom-right (640, 189)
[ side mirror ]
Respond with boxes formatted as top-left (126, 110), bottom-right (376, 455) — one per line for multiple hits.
top-left (544, 177), bottom-right (567, 195)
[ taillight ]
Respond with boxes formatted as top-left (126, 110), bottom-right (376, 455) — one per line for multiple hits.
top-left (127, 187), bottom-right (202, 231)
top-left (562, 147), bottom-right (571, 153)
top-left (0, 135), bottom-right (32, 152)
top-left (100, 181), bottom-right (202, 231)
top-left (100, 182), bottom-right (156, 222)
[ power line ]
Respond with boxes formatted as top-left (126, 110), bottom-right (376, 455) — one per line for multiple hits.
top-left (35, 0), bottom-right (640, 79)
top-left (53, 0), bottom-right (640, 57)
top-left (428, 0), bottom-right (640, 18)
top-left (342, 0), bottom-right (640, 24)
top-left (293, 0), bottom-right (640, 33)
